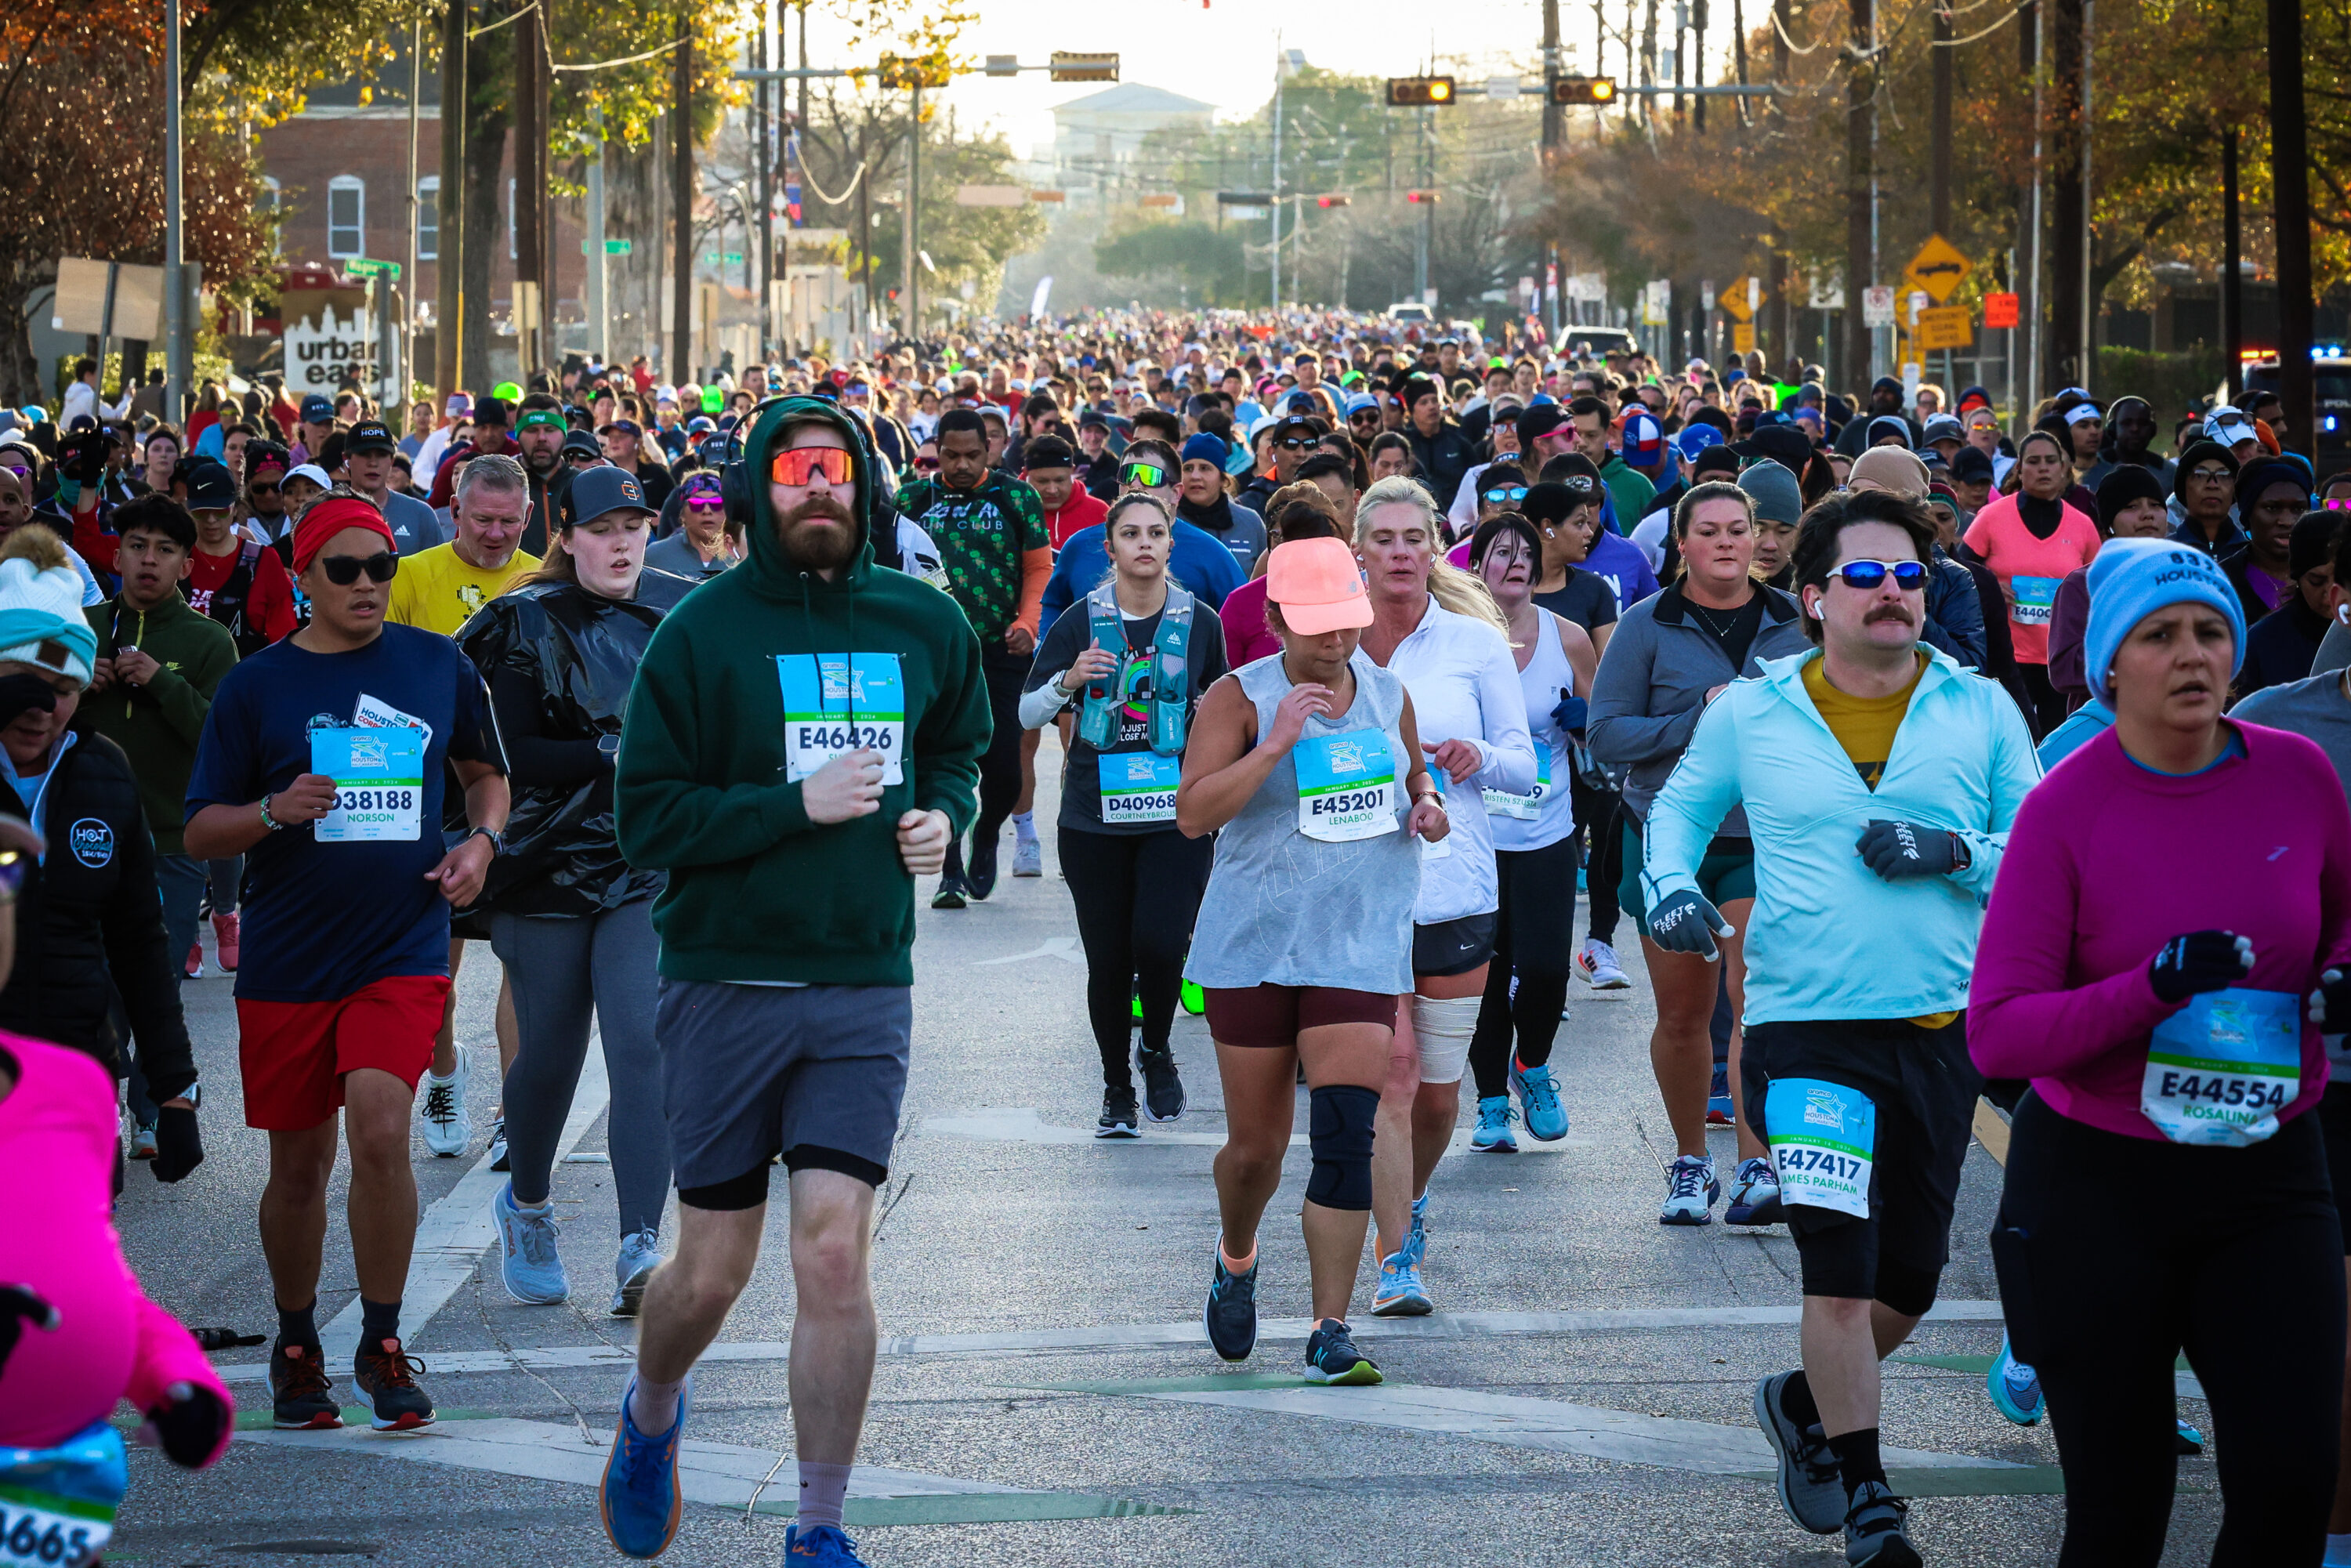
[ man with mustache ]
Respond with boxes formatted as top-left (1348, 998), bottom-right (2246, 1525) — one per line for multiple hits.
top-left (600, 398), bottom-right (990, 1568)
top-left (1636, 488), bottom-right (2038, 1568)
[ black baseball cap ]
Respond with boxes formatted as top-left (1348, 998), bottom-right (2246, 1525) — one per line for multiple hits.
top-left (183, 458), bottom-right (237, 511)
top-left (1730, 423), bottom-right (1814, 470)
top-left (1947, 446), bottom-right (1995, 483)
top-left (299, 393), bottom-right (335, 424)
top-left (560, 465), bottom-right (656, 530)
top-left (561, 429), bottom-right (603, 461)
top-left (345, 418), bottom-right (397, 454)
top-left (1516, 404), bottom-right (1570, 444)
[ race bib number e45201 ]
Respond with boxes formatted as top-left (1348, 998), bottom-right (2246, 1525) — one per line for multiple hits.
top-left (2143, 987), bottom-right (2301, 1146)
top-left (1098, 751), bottom-right (1181, 825)
top-left (777, 653), bottom-right (906, 785)
top-left (310, 726), bottom-right (424, 842)
top-left (1295, 729), bottom-right (1399, 842)
top-left (1763, 1077), bottom-right (1876, 1219)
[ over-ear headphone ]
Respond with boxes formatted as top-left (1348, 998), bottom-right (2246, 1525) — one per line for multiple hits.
top-left (720, 400), bottom-right (878, 531)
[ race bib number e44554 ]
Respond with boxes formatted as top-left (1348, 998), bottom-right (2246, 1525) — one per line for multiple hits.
top-left (1294, 729), bottom-right (1399, 842)
top-left (2143, 987), bottom-right (2301, 1146)
top-left (777, 653), bottom-right (906, 785)
top-left (1098, 751), bottom-right (1181, 825)
top-left (310, 726), bottom-right (424, 842)
top-left (1764, 1077), bottom-right (1876, 1219)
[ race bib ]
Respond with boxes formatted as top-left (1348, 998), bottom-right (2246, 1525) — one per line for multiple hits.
top-left (2143, 987), bottom-right (2301, 1146)
top-left (1483, 747), bottom-right (1553, 821)
top-left (1295, 730), bottom-right (1399, 842)
top-left (778, 653), bottom-right (906, 785)
top-left (1764, 1077), bottom-right (1876, 1219)
top-left (311, 726), bottom-right (424, 842)
top-left (2011, 574), bottom-right (2060, 627)
top-left (1098, 751), bottom-right (1182, 825)
top-left (0, 1423), bottom-right (121, 1568)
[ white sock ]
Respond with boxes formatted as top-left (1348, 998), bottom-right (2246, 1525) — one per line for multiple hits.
top-left (629, 1374), bottom-right (685, 1436)
top-left (2325, 1533), bottom-right (2351, 1567)
top-left (1012, 810), bottom-right (1036, 843)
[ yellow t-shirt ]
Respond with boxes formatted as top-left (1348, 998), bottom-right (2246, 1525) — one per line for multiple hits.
top-left (386, 541), bottom-right (541, 636)
top-left (1802, 652), bottom-right (1956, 1030)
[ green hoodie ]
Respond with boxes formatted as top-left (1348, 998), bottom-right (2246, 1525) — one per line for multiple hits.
top-left (84, 590), bottom-right (237, 856)
top-left (615, 397), bottom-right (991, 986)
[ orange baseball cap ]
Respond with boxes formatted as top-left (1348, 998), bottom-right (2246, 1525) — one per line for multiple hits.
top-left (1266, 537), bottom-right (1371, 636)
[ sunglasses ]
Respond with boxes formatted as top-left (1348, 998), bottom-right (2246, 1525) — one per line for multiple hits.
top-left (2326, 498), bottom-right (2351, 511)
top-left (250, 481), bottom-right (280, 494)
top-left (1277, 436), bottom-right (1313, 451)
top-left (913, 456), bottom-right (940, 472)
top-left (1830, 559), bottom-right (1928, 591)
top-left (1483, 485), bottom-right (1529, 505)
top-left (1120, 462), bottom-right (1170, 488)
top-left (318, 550), bottom-right (398, 585)
top-left (770, 447), bottom-right (853, 487)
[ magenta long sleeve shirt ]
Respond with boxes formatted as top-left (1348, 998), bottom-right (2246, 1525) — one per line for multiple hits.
top-left (1969, 723), bottom-right (2351, 1142)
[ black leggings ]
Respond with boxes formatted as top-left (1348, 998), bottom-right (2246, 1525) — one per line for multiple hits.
top-left (1059, 824), bottom-right (1212, 1085)
top-left (1999, 1092), bottom-right (2344, 1566)
top-left (947, 654), bottom-right (1029, 871)
top-left (1567, 777), bottom-right (1621, 947)
top-left (1468, 836), bottom-right (1578, 1097)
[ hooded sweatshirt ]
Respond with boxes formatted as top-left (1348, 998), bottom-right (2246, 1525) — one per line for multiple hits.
top-left (84, 590), bottom-right (238, 856)
top-left (615, 397), bottom-right (991, 987)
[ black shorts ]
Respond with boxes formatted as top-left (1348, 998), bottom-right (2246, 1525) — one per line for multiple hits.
top-left (1412, 912), bottom-right (1498, 978)
top-left (1203, 984), bottom-right (1398, 1048)
top-left (1741, 1013), bottom-right (1982, 1313)
top-left (2323, 1081), bottom-right (2351, 1253)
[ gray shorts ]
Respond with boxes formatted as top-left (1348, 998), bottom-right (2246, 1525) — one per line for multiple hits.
top-left (655, 980), bottom-right (911, 1201)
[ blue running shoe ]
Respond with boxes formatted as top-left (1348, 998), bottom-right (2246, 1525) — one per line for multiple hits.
top-left (600, 1378), bottom-right (688, 1559)
top-left (1203, 1250), bottom-right (1259, 1362)
top-left (1707, 1063), bottom-right (1735, 1126)
top-left (1371, 1250), bottom-right (1433, 1316)
top-left (2175, 1418), bottom-right (2204, 1456)
top-left (1510, 1059), bottom-right (1569, 1141)
top-left (1470, 1095), bottom-right (1518, 1152)
top-left (494, 1181), bottom-right (570, 1305)
top-left (1407, 1191), bottom-right (1429, 1261)
top-left (1725, 1157), bottom-right (1785, 1226)
top-left (1986, 1336), bottom-right (2044, 1426)
top-left (1659, 1153), bottom-right (1720, 1225)
top-left (785, 1523), bottom-right (874, 1565)
top-left (1303, 1320), bottom-right (1383, 1385)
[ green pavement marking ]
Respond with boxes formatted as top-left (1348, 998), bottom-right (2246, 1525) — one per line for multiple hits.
top-left (227, 1407), bottom-right (495, 1431)
top-left (1893, 1353), bottom-right (1998, 1374)
top-left (1018, 1373), bottom-right (1317, 1396)
top-left (747, 1494), bottom-right (1188, 1527)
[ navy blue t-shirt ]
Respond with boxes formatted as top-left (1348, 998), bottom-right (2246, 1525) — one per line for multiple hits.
top-left (186, 624), bottom-right (505, 1002)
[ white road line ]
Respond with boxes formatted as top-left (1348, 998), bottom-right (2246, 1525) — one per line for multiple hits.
top-left (222, 1299), bottom-right (2007, 1384)
top-left (1125, 1383), bottom-right (2024, 1476)
top-left (320, 1045), bottom-right (611, 1364)
top-left (921, 1105), bottom-right (1596, 1154)
top-left (970, 936), bottom-right (1085, 967)
top-left (236, 1418), bottom-right (1032, 1505)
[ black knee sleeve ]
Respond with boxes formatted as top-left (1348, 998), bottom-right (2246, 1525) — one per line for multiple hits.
top-left (1305, 1085), bottom-right (1379, 1211)
top-left (1874, 1257), bottom-right (1943, 1319)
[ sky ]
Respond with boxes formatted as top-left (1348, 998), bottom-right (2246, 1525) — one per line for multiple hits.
top-left (775, 1), bottom-right (1733, 161)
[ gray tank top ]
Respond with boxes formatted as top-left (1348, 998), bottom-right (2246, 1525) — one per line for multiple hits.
top-left (1184, 648), bottom-right (1419, 996)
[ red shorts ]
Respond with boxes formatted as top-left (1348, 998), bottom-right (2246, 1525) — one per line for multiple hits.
top-left (237, 974), bottom-right (451, 1131)
top-left (1202, 984), bottom-right (1399, 1048)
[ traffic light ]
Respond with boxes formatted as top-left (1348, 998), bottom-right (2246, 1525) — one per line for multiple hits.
top-left (1405, 190), bottom-right (1440, 205)
top-left (1386, 76), bottom-right (1457, 107)
top-left (1549, 75), bottom-right (1617, 104)
top-left (1049, 52), bottom-right (1121, 82)
top-left (1315, 194), bottom-right (1352, 208)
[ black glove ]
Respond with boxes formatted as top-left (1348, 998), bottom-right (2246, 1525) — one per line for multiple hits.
top-left (0, 1283), bottom-right (58, 1376)
top-left (1551, 694), bottom-right (1588, 735)
top-left (57, 431), bottom-right (109, 487)
top-left (151, 1104), bottom-right (204, 1182)
top-left (1857, 820), bottom-right (1960, 882)
top-left (142, 1381), bottom-right (231, 1469)
top-left (2150, 930), bottom-right (2254, 1005)
top-left (1646, 889), bottom-right (1733, 960)
top-left (2309, 968), bottom-right (2351, 1033)
top-left (0, 672), bottom-right (57, 733)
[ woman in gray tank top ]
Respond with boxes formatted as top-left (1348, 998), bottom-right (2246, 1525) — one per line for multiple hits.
top-left (1176, 536), bottom-right (1448, 1389)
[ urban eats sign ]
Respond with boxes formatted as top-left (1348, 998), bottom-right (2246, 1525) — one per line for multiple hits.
top-left (281, 291), bottom-right (375, 397)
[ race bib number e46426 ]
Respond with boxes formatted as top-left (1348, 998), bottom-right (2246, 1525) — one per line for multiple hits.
top-left (1098, 751), bottom-right (1181, 825)
top-left (1295, 729), bottom-right (1399, 842)
top-left (310, 726), bottom-right (424, 842)
top-left (2143, 987), bottom-right (2301, 1146)
top-left (778, 653), bottom-right (906, 785)
top-left (1764, 1077), bottom-right (1876, 1219)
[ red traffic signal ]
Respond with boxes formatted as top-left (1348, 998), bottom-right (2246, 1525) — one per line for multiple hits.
top-left (1316, 194), bottom-right (1352, 208)
top-left (1405, 189), bottom-right (1440, 205)
top-left (1386, 76), bottom-right (1457, 107)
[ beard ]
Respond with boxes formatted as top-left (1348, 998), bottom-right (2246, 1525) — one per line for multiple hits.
top-left (776, 495), bottom-right (859, 570)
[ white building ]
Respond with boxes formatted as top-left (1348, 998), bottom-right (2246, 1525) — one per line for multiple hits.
top-left (1050, 84), bottom-right (1215, 201)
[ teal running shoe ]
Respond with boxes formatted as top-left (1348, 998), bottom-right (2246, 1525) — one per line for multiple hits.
top-left (1986, 1335), bottom-right (2044, 1425)
top-left (1470, 1095), bottom-right (1518, 1152)
top-left (1510, 1059), bottom-right (1569, 1141)
top-left (1371, 1249), bottom-right (1432, 1316)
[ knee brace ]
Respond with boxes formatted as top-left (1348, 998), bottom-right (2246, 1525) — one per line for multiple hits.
top-left (1411, 994), bottom-right (1483, 1085)
top-left (1305, 1084), bottom-right (1379, 1211)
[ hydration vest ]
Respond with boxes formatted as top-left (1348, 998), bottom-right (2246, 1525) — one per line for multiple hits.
top-left (1077, 579), bottom-right (1194, 756)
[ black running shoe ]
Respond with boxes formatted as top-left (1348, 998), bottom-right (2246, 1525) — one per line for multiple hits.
top-left (1842, 1481), bottom-right (1921, 1566)
top-left (270, 1338), bottom-right (342, 1429)
top-left (930, 874), bottom-right (968, 911)
top-left (1303, 1320), bottom-right (1382, 1385)
top-left (352, 1337), bottom-right (436, 1431)
top-left (1095, 1086), bottom-right (1139, 1139)
top-left (1203, 1251), bottom-right (1258, 1361)
top-left (1137, 1048), bottom-right (1186, 1124)
top-left (967, 835), bottom-right (999, 900)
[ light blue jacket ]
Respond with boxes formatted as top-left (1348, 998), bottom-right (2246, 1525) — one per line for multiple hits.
top-left (1639, 646), bottom-right (2041, 1025)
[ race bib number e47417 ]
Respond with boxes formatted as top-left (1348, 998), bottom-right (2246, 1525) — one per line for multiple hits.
top-left (2143, 987), bottom-right (2301, 1146)
top-left (1295, 729), bottom-right (1399, 842)
top-left (310, 726), bottom-right (424, 842)
top-left (1098, 751), bottom-right (1181, 825)
top-left (778, 653), bottom-right (906, 785)
top-left (1763, 1077), bottom-right (1876, 1219)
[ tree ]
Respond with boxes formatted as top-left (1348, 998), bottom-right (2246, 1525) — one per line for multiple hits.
top-left (1094, 221), bottom-right (1248, 305)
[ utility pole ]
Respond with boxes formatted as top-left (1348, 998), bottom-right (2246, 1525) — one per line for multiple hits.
top-left (1929, 0), bottom-right (1951, 234)
top-left (2269, 0), bottom-right (2313, 453)
top-left (672, 9), bottom-right (694, 381)
top-left (585, 110), bottom-right (609, 361)
top-left (753, 0), bottom-right (770, 356)
top-left (1414, 107), bottom-right (1433, 304)
top-left (1673, 0), bottom-right (1686, 122)
top-left (401, 13), bottom-right (422, 406)
top-left (1693, 0), bottom-right (1707, 132)
top-left (1642, 0), bottom-right (1660, 128)
top-left (2222, 127), bottom-right (2242, 401)
top-left (2024, 0), bottom-right (2043, 422)
top-left (436, 0), bottom-right (466, 396)
top-left (163, 0), bottom-right (186, 423)
top-left (2048, 0), bottom-right (2085, 391)
top-left (1843, 0), bottom-right (1871, 393)
top-left (513, 0), bottom-right (545, 376)
top-left (1542, 0), bottom-right (1564, 160)
top-left (1271, 49), bottom-right (1285, 313)
top-left (903, 81), bottom-right (922, 339)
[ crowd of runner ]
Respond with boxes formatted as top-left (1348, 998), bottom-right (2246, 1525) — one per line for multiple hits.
top-left (1, 308), bottom-right (2349, 1568)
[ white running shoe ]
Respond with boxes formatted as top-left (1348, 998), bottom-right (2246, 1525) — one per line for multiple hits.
top-left (1577, 939), bottom-right (1632, 990)
top-left (1012, 837), bottom-right (1043, 877)
top-left (418, 1051), bottom-right (471, 1157)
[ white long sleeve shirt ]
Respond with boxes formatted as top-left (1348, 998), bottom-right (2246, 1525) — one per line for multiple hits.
top-left (1382, 595), bottom-right (1537, 923)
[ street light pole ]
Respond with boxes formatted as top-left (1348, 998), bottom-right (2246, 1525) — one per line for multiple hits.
top-left (904, 81), bottom-right (922, 339)
top-left (586, 110), bottom-right (609, 362)
top-left (163, 0), bottom-right (186, 423)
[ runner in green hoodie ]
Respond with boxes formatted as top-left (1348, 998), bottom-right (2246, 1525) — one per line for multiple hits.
top-left (601, 397), bottom-right (989, 1568)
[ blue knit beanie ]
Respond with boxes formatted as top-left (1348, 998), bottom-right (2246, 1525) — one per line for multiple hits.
top-left (1180, 432), bottom-right (1230, 468)
top-left (2083, 537), bottom-right (2245, 708)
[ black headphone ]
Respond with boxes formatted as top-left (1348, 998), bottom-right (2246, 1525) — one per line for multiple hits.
top-left (720, 400), bottom-right (875, 531)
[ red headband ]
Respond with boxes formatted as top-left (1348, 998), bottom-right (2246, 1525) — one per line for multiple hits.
top-left (292, 495), bottom-right (397, 575)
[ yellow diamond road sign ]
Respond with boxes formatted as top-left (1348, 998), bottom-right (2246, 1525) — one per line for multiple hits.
top-left (1903, 234), bottom-right (1971, 305)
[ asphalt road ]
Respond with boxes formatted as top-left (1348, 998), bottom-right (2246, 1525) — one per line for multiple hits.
top-left (104, 737), bottom-right (2222, 1567)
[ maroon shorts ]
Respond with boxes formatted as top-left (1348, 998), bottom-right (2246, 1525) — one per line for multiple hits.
top-left (237, 974), bottom-right (451, 1131)
top-left (1203, 984), bottom-right (1399, 1048)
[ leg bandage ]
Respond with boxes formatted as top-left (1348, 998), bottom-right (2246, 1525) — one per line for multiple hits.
top-left (1305, 1084), bottom-right (1380, 1210)
top-left (1412, 994), bottom-right (1483, 1085)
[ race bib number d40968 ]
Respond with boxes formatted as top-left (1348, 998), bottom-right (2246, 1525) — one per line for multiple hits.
top-left (310, 726), bottom-right (424, 842)
top-left (1763, 1077), bottom-right (1877, 1219)
top-left (1294, 729), bottom-right (1399, 842)
top-left (1098, 751), bottom-right (1181, 825)
top-left (778, 653), bottom-right (906, 785)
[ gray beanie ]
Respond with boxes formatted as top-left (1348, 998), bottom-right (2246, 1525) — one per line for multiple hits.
top-left (1737, 459), bottom-right (1804, 526)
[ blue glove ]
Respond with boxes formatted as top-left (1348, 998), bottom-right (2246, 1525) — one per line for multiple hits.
top-left (1551, 694), bottom-right (1588, 735)
top-left (1646, 889), bottom-right (1733, 960)
top-left (1857, 820), bottom-right (1961, 881)
top-left (2150, 930), bottom-right (2252, 1005)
